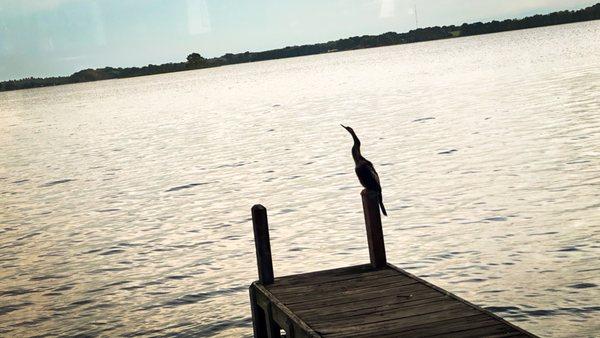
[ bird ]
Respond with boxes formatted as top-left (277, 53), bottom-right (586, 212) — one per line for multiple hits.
top-left (341, 124), bottom-right (387, 216)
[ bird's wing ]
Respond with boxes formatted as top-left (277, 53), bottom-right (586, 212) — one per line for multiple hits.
top-left (356, 162), bottom-right (382, 191)
top-left (365, 161), bottom-right (381, 186)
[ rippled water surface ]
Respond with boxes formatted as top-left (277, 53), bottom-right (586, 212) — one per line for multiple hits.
top-left (1, 22), bottom-right (600, 337)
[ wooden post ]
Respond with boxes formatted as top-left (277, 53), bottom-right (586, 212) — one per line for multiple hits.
top-left (361, 189), bottom-right (387, 268)
top-left (252, 204), bottom-right (274, 284)
top-left (249, 284), bottom-right (268, 338)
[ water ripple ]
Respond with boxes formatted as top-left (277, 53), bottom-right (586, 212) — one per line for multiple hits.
top-left (165, 182), bottom-right (210, 192)
top-left (39, 179), bottom-right (75, 187)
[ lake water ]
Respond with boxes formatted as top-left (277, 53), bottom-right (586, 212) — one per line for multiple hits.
top-left (1, 21), bottom-right (599, 337)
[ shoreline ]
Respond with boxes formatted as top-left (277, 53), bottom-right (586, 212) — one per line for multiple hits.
top-left (1, 3), bottom-right (598, 92)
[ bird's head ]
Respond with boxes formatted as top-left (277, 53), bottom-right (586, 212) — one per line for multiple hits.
top-left (340, 124), bottom-right (354, 135)
top-left (341, 124), bottom-right (362, 160)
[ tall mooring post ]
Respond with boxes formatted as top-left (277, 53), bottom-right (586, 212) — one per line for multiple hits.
top-left (251, 204), bottom-right (274, 285)
top-left (250, 204), bottom-right (281, 338)
top-left (361, 189), bottom-right (387, 268)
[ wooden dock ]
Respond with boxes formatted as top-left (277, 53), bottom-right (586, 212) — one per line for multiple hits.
top-left (249, 190), bottom-right (536, 338)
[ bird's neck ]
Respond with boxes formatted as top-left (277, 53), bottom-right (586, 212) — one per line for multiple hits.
top-left (350, 134), bottom-right (363, 163)
top-left (352, 146), bottom-right (362, 163)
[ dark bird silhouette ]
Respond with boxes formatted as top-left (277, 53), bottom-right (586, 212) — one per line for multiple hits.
top-left (341, 125), bottom-right (387, 216)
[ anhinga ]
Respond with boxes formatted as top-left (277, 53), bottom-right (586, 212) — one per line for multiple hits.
top-left (341, 124), bottom-right (388, 216)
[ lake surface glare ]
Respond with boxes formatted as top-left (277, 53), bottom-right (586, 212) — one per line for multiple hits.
top-left (1, 22), bottom-right (599, 337)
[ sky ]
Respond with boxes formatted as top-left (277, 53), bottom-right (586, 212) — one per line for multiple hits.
top-left (0, 0), bottom-right (597, 81)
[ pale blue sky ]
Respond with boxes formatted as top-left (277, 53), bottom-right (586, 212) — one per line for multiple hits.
top-left (0, 0), bottom-right (596, 81)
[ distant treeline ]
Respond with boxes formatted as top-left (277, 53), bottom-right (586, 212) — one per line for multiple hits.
top-left (2, 3), bottom-right (599, 92)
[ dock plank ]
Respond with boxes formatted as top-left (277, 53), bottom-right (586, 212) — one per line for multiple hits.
top-left (306, 298), bottom-right (460, 325)
top-left (271, 264), bottom-right (394, 287)
top-left (317, 302), bottom-right (481, 335)
top-left (280, 280), bottom-right (419, 306)
top-left (297, 293), bottom-right (447, 322)
top-left (277, 280), bottom-right (434, 310)
top-left (431, 324), bottom-right (523, 338)
top-left (367, 314), bottom-right (505, 338)
top-left (270, 273), bottom-right (411, 298)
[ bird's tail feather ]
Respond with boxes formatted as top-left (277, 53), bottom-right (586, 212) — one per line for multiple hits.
top-left (379, 194), bottom-right (388, 217)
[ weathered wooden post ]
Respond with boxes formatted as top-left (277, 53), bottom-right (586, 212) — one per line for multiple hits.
top-left (361, 189), bottom-right (387, 268)
top-left (252, 204), bottom-right (274, 284)
top-left (250, 204), bottom-right (280, 338)
top-left (249, 285), bottom-right (268, 338)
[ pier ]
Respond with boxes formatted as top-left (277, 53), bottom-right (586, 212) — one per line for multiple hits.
top-left (249, 190), bottom-right (536, 338)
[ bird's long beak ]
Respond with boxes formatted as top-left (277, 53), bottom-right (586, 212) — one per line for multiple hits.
top-left (340, 124), bottom-right (347, 129)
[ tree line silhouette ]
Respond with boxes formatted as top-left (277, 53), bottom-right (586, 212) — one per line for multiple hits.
top-left (1, 3), bottom-right (598, 92)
